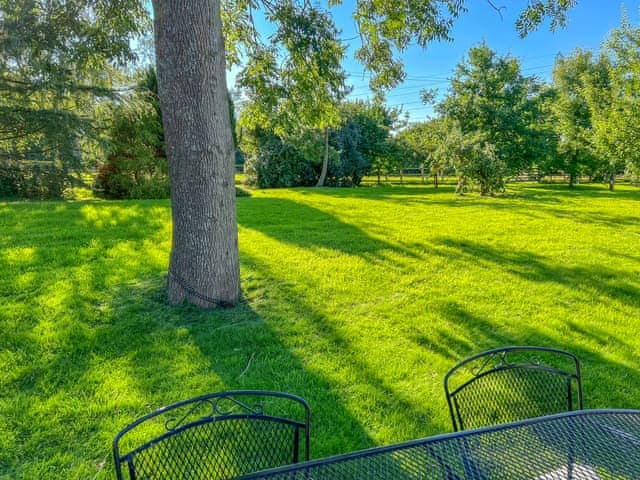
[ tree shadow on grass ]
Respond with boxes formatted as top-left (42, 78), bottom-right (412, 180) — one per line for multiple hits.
top-left (534, 205), bottom-right (640, 230)
top-left (3, 276), bottom-right (377, 479)
top-left (3, 194), bottom-right (640, 478)
top-left (407, 301), bottom-right (640, 415)
top-left (0, 200), bottom-right (176, 478)
top-left (431, 237), bottom-right (640, 310)
top-left (524, 183), bottom-right (640, 201)
top-left (1, 200), bottom-right (380, 479)
top-left (237, 196), bottom-right (422, 262)
top-left (232, 252), bottom-right (445, 442)
top-left (302, 183), bottom-right (640, 210)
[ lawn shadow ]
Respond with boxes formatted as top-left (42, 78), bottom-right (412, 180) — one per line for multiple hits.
top-left (237, 196), bottom-right (422, 263)
top-left (0, 198), bottom-right (378, 477)
top-left (234, 251), bottom-right (444, 442)
top-left (431, 237), bottom-right (640, 310)
top-left (408, 301), bottom-right (640, 415)
top-left (0, 200), bottom-right (176, 478)
top-left (523, 183), bottom-right (640, 201)
top-left (535, 205), bottom-right (640, 229)
top-left (3, 190), bottom-right (640, 478)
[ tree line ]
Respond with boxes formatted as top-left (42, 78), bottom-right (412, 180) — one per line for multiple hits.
top-left (1, 1), bottom-right (591, 200)
top-left (93, 18), bottom-right (640, 199)
top-left (399, 22), bottom-right (640, 195)
top-left (238, 15), bottom-right (640, 195)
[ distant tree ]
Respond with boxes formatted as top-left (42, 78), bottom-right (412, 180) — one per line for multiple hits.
top-left (240, 122), bottom-right (322, 188)
top-left (397, 118), bottom-right (457, 187)
top-left (420, 119), bottom-right (501, 195)
top-left (395, 124), bottom-right (431, 184)
top-left (330, 101), bottom-right (399, 186)
top-left (95, 68), bottom-right (168, 199)
top-left (236, 5), bottom-right (348, 187)
top-left (0, 0), bottom-right (149, 177)
top-left (547, 50), bottom-right (601, 186)
top-left (439, 44), bottom-right (550, 194)
top-left (458, 135), bottom-right (505, 195)
top-left (585, 15), bottom-right (640, 190)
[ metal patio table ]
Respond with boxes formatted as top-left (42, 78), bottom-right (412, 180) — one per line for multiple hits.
top-left (240, 409), bottom-right (640, 479)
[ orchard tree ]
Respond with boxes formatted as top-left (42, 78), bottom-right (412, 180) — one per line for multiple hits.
top-left (397, 118), bottom-right (457, 187)
top-left (438, 44), bottom-right (549, 194)
top-left (549, 50), bottom-right (600, 186)
top-left (585, 15), bottom-right (640, 189)
top-left (396, 123), bottom-right (433, 185)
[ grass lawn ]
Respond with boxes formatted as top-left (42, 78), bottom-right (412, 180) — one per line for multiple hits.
top-left (1, 183), bottom-right (640, 479)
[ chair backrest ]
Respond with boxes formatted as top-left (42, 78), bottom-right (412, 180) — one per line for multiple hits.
top-left (444, 346), bottom-right (582, 431)
top-left (113, 390), bottom-right (310, 480)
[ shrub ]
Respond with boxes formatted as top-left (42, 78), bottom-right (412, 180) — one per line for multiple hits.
top-left (95, 153), bottom-right (169, 200)
top-left (94, 68), bottom-right (169, 199)
top-left (0, 161), bottom-right (21, 198)
top-left (243, 135), bottom-right (317, 188)
top-left (0, 161), bottom-right (70, 199)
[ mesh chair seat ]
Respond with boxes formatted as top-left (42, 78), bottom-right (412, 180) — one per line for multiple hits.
top-left (113, 390), bottom-right (310, 480)
top-left (444, 346), bottom-right (583, 431)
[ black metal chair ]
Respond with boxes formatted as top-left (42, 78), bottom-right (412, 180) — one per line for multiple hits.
top-left (113, 390), bottom-right (310, 480)
top-left (444, 346), bottom-right (583, 431)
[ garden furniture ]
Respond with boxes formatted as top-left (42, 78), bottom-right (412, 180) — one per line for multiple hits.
top-left (240, 409), bottom-right (640, 479)
top-left (113, 390), bottom-right (310, 480)
top-left (444, 346), bottom-right (583, 431)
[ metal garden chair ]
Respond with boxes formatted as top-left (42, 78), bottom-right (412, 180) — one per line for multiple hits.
top-left (444, 346), bottom-right (583, 431)
top-left (113, 390), bottom-right (310, 480)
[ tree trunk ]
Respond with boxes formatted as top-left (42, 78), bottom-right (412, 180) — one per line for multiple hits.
top-left (316, 127), bottom-right (329, 187)
top-left (152, 0), bottom-right (240, 307)
top-left (609, 171), bottom-right (615, 191)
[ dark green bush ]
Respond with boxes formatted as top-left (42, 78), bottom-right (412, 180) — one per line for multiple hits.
top-left (95, 153), bottom-right (169, 200)
top-left (243, 135), bottom-right (317, 188)
top-left (0, 161), bottom-right (70, 199)
top-left (94, 68), bottom-right (169, 200)
top-left (0, 162), bottom-right (21, 197)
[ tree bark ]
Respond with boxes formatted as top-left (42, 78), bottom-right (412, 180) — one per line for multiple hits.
top-left (316, 127), bottom-right (329, 187)
top-left (609, 171), bottom-right (616, 191)
top-left (152, 0), bottom-right (240, 307)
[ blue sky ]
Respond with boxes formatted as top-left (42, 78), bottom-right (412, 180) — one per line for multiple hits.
top-left (338, 1), bottom-right (640, 123)
top-left (230, 1), bottom-right (639, 124)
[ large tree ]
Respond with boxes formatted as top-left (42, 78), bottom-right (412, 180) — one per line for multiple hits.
top-left (584, 15), bottom-right (640, 189)
top-left (548, 50), bottom-right (600, 186)
top-left (438, 44), bottom-right (550, 194)
top-left (0, 0), bottom-right (148, 170)
top-left (151, 0), bottom-right (576, 307)
top-left (151, 0), bottom-right (240, 307)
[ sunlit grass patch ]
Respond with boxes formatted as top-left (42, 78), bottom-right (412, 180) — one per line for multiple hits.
top-left (1, 183), bottom-right (639, 478)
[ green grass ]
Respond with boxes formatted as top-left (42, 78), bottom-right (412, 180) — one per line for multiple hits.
top-left (1, 183), bottom-right (640, 479)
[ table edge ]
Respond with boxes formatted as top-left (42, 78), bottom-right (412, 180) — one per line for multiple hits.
top-left (238, 408), bottom-right (640, 479)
